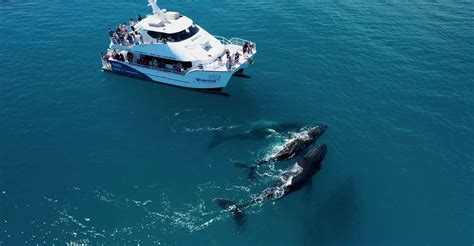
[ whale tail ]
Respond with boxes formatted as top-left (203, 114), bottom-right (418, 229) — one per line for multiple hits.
top-left (233, 161), bottom-right (258, 182)
top-left (214, 198), bottom-right (247, 231)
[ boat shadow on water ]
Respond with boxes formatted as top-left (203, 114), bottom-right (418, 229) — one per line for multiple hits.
top-left (303, 177), bottom-right (360, 246)
top-left (102, 71), bottom-right (261, 118)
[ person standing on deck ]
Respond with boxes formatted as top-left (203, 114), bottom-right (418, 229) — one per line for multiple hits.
top-left (129, 18), bottom-right (136, 32)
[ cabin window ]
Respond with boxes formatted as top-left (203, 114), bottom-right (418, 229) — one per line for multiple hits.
top-left (147, 25), bottom-right (200, 43)
top-left (136, 54), bottom-right (192, 69)
top-left (147, 30), bottom-right (162, 39)
top-left (172, 24), bottom-right (200, 42)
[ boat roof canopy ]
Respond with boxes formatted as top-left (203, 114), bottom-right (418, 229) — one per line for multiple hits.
top-left (137, 14), bottom-right (193, 34)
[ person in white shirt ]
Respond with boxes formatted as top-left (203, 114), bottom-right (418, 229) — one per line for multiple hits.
top-left (134, 32), bottom-right (142, 44)
top-left (129, 18), bottom-right (135, 32)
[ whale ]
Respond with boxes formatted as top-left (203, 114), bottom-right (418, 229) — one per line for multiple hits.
top-left (214, 144), bottom-right (328, 231)
top-left (235, 125), bottom-right (327, 181)
top-left (208, 122), bottom-right (303, 148)
top-left (259, 125), bottom-right (327, 163)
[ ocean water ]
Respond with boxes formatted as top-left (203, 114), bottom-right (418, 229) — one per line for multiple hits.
top-left (0, 0), bottom-right (473, 245)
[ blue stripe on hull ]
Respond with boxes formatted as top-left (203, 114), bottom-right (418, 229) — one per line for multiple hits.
top-left (109, 61), bottom-right (152, 81)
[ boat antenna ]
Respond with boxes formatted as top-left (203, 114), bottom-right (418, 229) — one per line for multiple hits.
top-left (148, 0), bottom-right (169, 23)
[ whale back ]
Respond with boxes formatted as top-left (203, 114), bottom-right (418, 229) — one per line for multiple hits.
top-left (288, 144), bottom-right (327, 192)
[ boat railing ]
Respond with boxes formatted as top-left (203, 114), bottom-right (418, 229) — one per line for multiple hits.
top-left (214, 36), bottom-right (229, 45)
top-left (187, 55), bottom-right (250, 73)
top-left (214, 36), bottom-right (256, 48)
top-left (102, 59), bottom-right (112, 70)
top-left (110, 36), bottom-right (160, 47)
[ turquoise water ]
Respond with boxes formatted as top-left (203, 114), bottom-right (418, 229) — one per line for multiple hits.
top-left (1, 0), bottom-right (473, 245)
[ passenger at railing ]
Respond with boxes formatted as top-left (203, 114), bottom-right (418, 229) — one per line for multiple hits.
top-left (234, 52), bottom-right (240, 64)
top-left (129, 18), bottom-right (136, 32)
top-left (158, 60), bottom-right (165, 69)
top-left (117, 34), bottom-right (124, 45)
top-left (226, 57), bottom-right (232, 70)
top-left (110, 30), bottom-right (119, 45)
top-left (127, 34), bottom-right (134, 46)
top-left (248, 43), bottom-right (254, 54)
top-left (115, 27), bottom-right (125, 45)
top-left (243, 42), bottom-right (249, 54)
top-left (118, 53), bottom-right (125, 62)
top-left (120, 23), bottom-right (127, 33)
top-left (152, 58), bottom-right (158, 68)
top-left (134, 31), bottom-right (143, 44)
top-left (137, 14), bottom-right (143, 22)
top-left (126, 52), bottom-right (133, 63)
top-left (141, 56), bottom-right (150, 65)
top-left (225, 50), bottom-right (233, 69)
top-left (139, 32), bottom-right (144, 44)
top-left (108, 28), bottom-right (114, 38)
top-left (101, 52), bottom-right (110, 62)
top-left (198, 64), bottom-right (204, 70)
top-left (176, 62), bottom-right (184, 73)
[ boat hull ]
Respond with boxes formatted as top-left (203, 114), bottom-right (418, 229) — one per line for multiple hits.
top-left (105, 60), bottom-right (238, 90)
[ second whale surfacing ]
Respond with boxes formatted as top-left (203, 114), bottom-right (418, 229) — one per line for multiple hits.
top-left (235, 125), bottom-right (328, 181)
top-left (214, 144), bottom-right (328, 231)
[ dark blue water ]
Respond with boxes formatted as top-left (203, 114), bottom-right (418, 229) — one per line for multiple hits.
top-left (1, 0), bottom-right (473, 245)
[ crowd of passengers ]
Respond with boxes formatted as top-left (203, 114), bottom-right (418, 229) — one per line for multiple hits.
top-left (103, 51), bottom-right (187, 73)
top-left (108, 15), bottom-right (145, 46)
top-left (218, 43), bottom-right (255, 69)
top-left (103, 45), bottom-right (255, 72)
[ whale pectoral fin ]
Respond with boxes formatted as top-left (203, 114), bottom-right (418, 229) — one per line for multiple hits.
top-left (213, 198), bottom-right (247, 232)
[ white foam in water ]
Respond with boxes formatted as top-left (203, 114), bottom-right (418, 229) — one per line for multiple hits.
top-left (35, 182), bottom-right (263, 243)
top-left (183, 125), bottom-right (238, 133)
top-left (172, 108), bottom-right (203, 117)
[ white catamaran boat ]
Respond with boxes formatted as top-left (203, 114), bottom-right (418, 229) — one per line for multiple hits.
top-left (101, 0), bottom-right (257, 92)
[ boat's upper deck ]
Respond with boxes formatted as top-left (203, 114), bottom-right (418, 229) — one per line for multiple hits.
top-left (136, 12), bottom-right (192, 34)
top-left (104, 1), bottom-right (256, 73)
